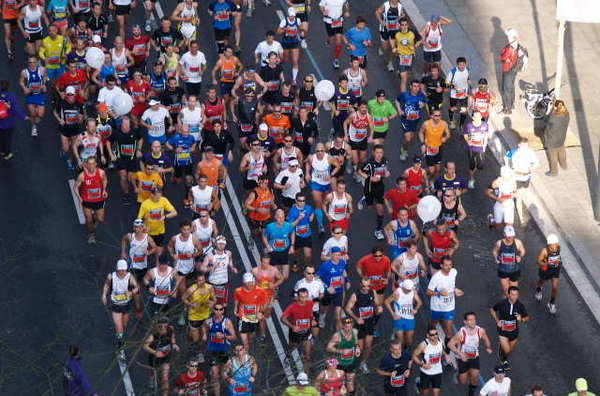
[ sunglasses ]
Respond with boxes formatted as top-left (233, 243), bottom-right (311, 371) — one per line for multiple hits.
top-left (333, 231), bottom-right (343, 235)
top-left (199, 215), bottom-right (208, 218)
top-left (305, 271), bottom-right (315, 275)
top-left (296, 199), bottom-right (306, 202)
top-left (428, 332), bottom-right (438, 337)
top-left (284, 139), bottom-right (293, 143)
top-left (316, 149), bottom-right (325, 153)
top-left (214, 307), bottom-right (225, 311)
top-left (251, 143), bottom-right (260, 146)
top-left (188, 363), bottom-right (198, 367)
top-left (374, 254), bottom-right (383, 258)
top-left (305, 80), bottom-right (314, 83)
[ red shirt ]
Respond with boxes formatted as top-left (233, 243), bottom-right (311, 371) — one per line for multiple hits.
top-left (126, 79), bottom-right (151, 104)
top-left (282, 301), bottom-right (314, 332)
top-left (357, 254), bottom-right (391, 290)
top-left (175, 371), bottom-right (206, 395)
top-left (384, 188), bottom-right (420, 219)
top-left (126, 35), bottom-right (151, 64)
top-left (203, 99), bottom-right (225, 131)
top-left (56, 70), bottom-right (88, 103)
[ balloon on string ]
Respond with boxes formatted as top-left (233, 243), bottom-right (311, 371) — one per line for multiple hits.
top-left (417, 195), bottom-right (442, 223)
top-left (111, 92), bottom-right (134, 116)
top-left (85, 47), bottom-right (105, 70)
top-left (315, 80), bottom-right (335, 101)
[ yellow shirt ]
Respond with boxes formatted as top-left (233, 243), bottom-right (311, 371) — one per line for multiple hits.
top-left (187, 283), bottom-right (214, 321)
top-left (133, 171), bottom-right (164, 203)
top-left (137, 197), bottom-right (175, 235)
top-left (394, 31), bottom-right (416, 56)
top-left (39, 35), bottom-right (71, 69)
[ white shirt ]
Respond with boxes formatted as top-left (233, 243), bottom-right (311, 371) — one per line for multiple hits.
top-left (142, 107), bottom-right (169, 138)
top-left (254, 40), bottom-right (284, 65)
top-left (179, 51), bottom-right (207, 83)
top-left (480, 377), bottom-right (511, 396)
top-left (97, 86), bottom-right (124, 108)
top-left (319, 0), bottom-right (346, 21)
top-left (180, 106), bottom-right (203, 142)
top-left (274, 168), bottom-right (304, 199)
top-left (321, 235), bottom-right (348, 258)
top-left (446, 68), bottom-right (470, 99)
top-left (294, 278), bottom-right (325, 312)
top-left (427, 268), bottom-right (458, 312)
top-left (510, 145), bottom-right (539, 182)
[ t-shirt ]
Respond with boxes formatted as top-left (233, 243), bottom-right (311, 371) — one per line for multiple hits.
top-left (427, 268), bottom-right (458, 312)
top-left (396, 91), bottom-right (427, 121)
top-left (445, 67), bottom-right (470, 99)
top-left (492, 298), bottom-right (528, 333)
top-left (367, 98), bottom-right (397, 132)
top-left (321, 236), bottom-right (348, 258)
top-left (254, 40), bottom-right (284, 65)
top-left (142, 107), bottom-right (170, 143)
top-left (283, 386), bottom-right (320, 396)
top-left (480, 377), bottom-right (511, 396)
top-left (137, 197), bottom-right (176, 235)
top-left (152, 27), bottom-right (183, 53)
top-left (394, 31), bottom-right (417, 56)
top-left (264, 221), bottom-right (294, 252)
top-left (357, 254), bottom-right (391, 290)
top-left (378, 352), bottom-right (411, 391)
top-left (175, 371), bottom-right (207, 394)
top-left (97, 86), bottom-right (125, 108)
top-left (433, 174), bottom-right (467, 193)
top-left (126, 34), bottom-right (150, 64)
top-left (462, 121), bottom-right (490, 152)
top-left (234, 286), bottom-right (267, 322)
top-left (344, 27), bottom-right (372, 56)
top-left (294, 278), bottom-right (325, 312)
top-left (384, 188), bottom-right (420, 219)
top-left (319, 0), bottom-right (346, 21)
top-left (275, 168), bottom-right (304, 199)
top-left (167, 133), bottom-right (196, 166)
top-left (421, 74), bottom-right (446, 104)
top-left (282, 301), bottom-right (314, 333)
top-left (287, 204), bottom-right (314, 238)
top-left (143, 152), bottom-right (172, 170)
top-left (317, 259), bottom-right (347, 294)
top-left (133, 171), bottom-right (163, 203)
top-left (179, 51), bottom-right (207, 83)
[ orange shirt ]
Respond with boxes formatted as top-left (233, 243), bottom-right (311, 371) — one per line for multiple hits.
top-left (248, 187), bottom-right (274, 222)
top-left (220, 58), bottom-right (237, 83)
top-left (264, 113), bottom-right (291, 144)
top-left (197, 158), bottom-right (221, 186)
top-left (234, 286), bottom-right (266, 322)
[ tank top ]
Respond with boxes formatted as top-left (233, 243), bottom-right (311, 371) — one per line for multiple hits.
top-left (459, 326), bottom-right (482, 359)
top-left (398, 252), bottom-right (420, 284)
top-left (242, 75), bottom-right (257, 93)
top-left (393, 288), bottom-right (415, 320)
top-left (188, 283), bottom-right (212, 321)
top-left (149, 70), bottom-right (166, 93)
top-left (25, 67), bottom-right (44, 95)
top-left (111, 48), bottom-right (128, 77)
top-left (152, 266), bottom-right (175, 304)
top-left (496, 178), bottom-right (515, 200)
top-left (328, 192), bottom-right (349, 221)
top-left (328, 141), bottom-right (347, 164)
top-left (406, 167), bottom-right (424, 194)
top-left (424, 119), bottom-right (446, 153)
top-left (256, 270), bottom-right (276, 298)
top-left (348, 112), bottom-right (369, 142)
top-left (24, 5), bottom-right (42, 33)
top-left (249, 188), bottom-right (274, 222)
top-left (472, 91), bottom-right (491, 117)
top-left (207, 316), bottom-right (231, 352)
top-left (298, 87), bottom-right (316, 112)
top-left (393, 220), bottom-right (414, 248)
top-left (180, 3), bottom-right (197, 29)
top-left (282, 17), bottom-right (301, 44)
top-left (439, 199), bottom-right (459, 229)
top-left (545, 249), bottom-right (562, 269)
top-left (110, 272), bottom-right (131, 305)
top-left (497, 240), bottom-right (519, 273)
top-left (237, 98), bottom-right (258, 130)
top-left (355, 290), bottom-right (376, 320)
top-left (100, 63), bottom-right (116, 83)
top-left (423, 22), bottom-right (443, 52)
top-left (175, 234), bottom-right (196, 274)
top-left (420, 338), bottom-right (443, 375)
top-left (181, 106), bottom-right (203, 142)
top-left (150, 328), bottom-right (173, 358)
top-left (129, 232), bottom-right (149, 269)
top-left (311, 153), bottom-right (330, 186)
top-left (203, 99), bottom-right (224, 131)
top-left (278, 92), bottom-right (295, 116)
top-left (2, 0), bottom-right (20, 20)
top-left (346, 68), bottom-right (364, 98)
top-left (429, 230), bottom-right (452, 263)
top-left (80, 169), bottom-right (104, 203)
top-left (336, 330), bottom-right (357, 366)
top-left (320, 370), bottom-right (345, 394)
top-left (96, 116), bottom-right (113, 140)
top-left (382, 1), bottom-right (401, 31)
top-left (245, 151), bottom-right (265, 181)
top-left (231, 355), bottom-right (253, 395)
top-left (79, 133), bottom-right (101, 161)
top-left (192, 217), bottom-right (214, 253)
top-left (191, 185), bottom-right (213, 213)
top-left (220, 58), bottom-right (237, 83)
top-left (208, 250), bottom-right (230, 285)
top-left (279, 146), bottom-right (298, 171)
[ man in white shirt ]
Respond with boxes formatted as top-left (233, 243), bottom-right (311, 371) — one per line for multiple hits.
top-left (254, 30), bottom-right (284, 67)
top-left (319, 0), bottom-right (349, 69)
top-left (141, 99), bottom-right (171, 145)
top-left (507, 137), bottom-right (539, 225)
top-left (480, 365), bottom-right (511, 396)
top-left (274, 158), bottom-right (305, 210)
top-left (97, 75), bottom-right (125, 114)
top-left (445, 56), bottom-right (470, 130)
top-left (178, 40), bottom-right (207, 97)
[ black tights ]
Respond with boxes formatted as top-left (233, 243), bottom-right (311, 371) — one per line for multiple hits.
top-left (0, 128), bottom-right (13, 153)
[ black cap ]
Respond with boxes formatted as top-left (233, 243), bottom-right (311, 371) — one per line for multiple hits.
top-left (158, 253), bottom-right (172, 265)
top-left (376, 89), bottom-right (386, 97)
top-left (478, 78), bottom-right (488, 85)
top-left (413, 155), bottom-right (422, 163)
top-left (494, 365), bottom-right (506, 374)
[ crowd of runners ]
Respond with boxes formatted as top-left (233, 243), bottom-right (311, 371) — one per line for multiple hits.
top-left (0, 0), bottom-right (591, 394)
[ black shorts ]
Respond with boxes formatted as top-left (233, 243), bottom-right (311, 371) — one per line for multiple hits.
top-left (497, 269), bottom-right (520, 282)
top-left (248, 218), bottom-right (268, 231)
top-left (131, 267), bottom-right (148, 280)
top-left (384, 387), bottom-right (408, 396)
top-left (357, 318), bottom-right (375, 339)
top-left (174, 163), bottom-right (193, 178)
top-left (152, 233), bottom-right (165, 246)
top-left (82, 200), bottom-right (105, 211)
top-left (294, 235), bottom-right (312, 249)
top-left (373, 130), bottom-right (388, 140)
top-left (380, 28), bottom-right (399, 41)
top-left (516, 180), bottom-right (530, 189)
top-left (429, 258), bottom-right (441, 270)
top-left (117, 157), bottom-right (138, 172)
top-left (148, 352), bottom-right (170, 367)
top-left (280, 196), bottom-right (295, 208)
top-left (325, 22), bottom-right (343, 37)
top-left (239, 320), bottom-right (258, 334)
top-left (109, 302), bottom-right (132, 314)
top-left (189, 319), bottom-right (205, 329)
top-left (3, 18), bottom-right (17, 26)
top-left (289, 330), bottom-right (310, 344)
top-left (338, 359), bottom-right (357, 373)
top-left (423, 50), bottom-right (441, 63)
top-left (349, 139), bottom-right (368, 151)
top-left (60, 125), bottom-right (81, 138)
top-left (219, 81), bottom-right (234, 95)
top-left (115, 4), bottom-right (131, 15)
top-left (425, 150), bottom-right (443, 167)
top-left (427, 100), bottom-right (443, 113)
top-left (498, 329), bottom-right (519, 341)
top-left (457, 357), bottom-right (480, 374)
top-left (214, 28), bottom-right (231, 41)
top-left (243, 178), bottom-right (258, 191)
top-left (270, 249), bottom-right (290, 266)
top-left (539, 267), bottom-right (561, 280)
top-left (321, 292), bottom-right (343, 307)
top-left (179, 270), bottom-right (197, 280)
top-left (239, 125), bottom-right (256, 138)
top-left (449, 98), bottom-right (468, 111)
top-left (364, 182), bottom-right (385, 205)
top-left (149, 301), bottom-right (172, 316)
top-left (73, 11), bottom-right (91, 23)
top-left (26, 31), bottom-right (43, 42)
top-left (419, 372), bottom-right (442, 389)
top-left (207, 350), bottom-right (230, 366)
top-left (468, 150), bottom-right (485, 170)
top-left (185, 82), bottom-right (202, 96)
top-left (282, 41), bottom-right (300, 50)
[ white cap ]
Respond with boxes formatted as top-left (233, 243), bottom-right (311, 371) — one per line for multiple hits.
top-left (288, 158), bottom-right (299, 167)
top-left (242, 272), bottom-right (255, 283)
top-left (259, 123), bottom-right (268, 131)
top-left (500, 166), bottom-right (513, 178)
top-left (65, 86), bottom-right (76, 95)
top-left (401, 279), bottom-right (414, 290)
top-left (297, 372), bottom-right (309, 385)
top-left (148, 98), bottom-right (161, 106)
top-left (116, 259), bottom-right (128, 270)
top-left (505, 28), bottom-right (518, 40)
top-left (504, 225), bottom-right (516, 237)
top-left (133, 218), bottom-right (144, 227)
top-left (288, 6), bottom-right (296, 16)
top-left (215, 235), bottom-right (227, 245)
top-left (92, 35), bottom-right (102, 43)
top-left (547, 233), bottom-right (559, 245)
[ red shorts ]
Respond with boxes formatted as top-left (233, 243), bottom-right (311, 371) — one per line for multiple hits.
top-left (131, 102), bottom-right (148, 118)
top-left (209, 282), bottom-right (229, 305)
top-left (329, 217), bottom-right (349, 231)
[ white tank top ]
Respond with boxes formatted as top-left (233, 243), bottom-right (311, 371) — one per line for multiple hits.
top-left (280, 146), bottom-right (298, 171)
top-left (110, 272), bottom-right (131, 305)
top-left (111, 48), bottom-right (128, 76)
top-left (496, 178), bottom-right (515, 201)
top-left (459, 326), bottom-right (482, 359)
top-left (192, 218), bottom-right (214, 254)
top-left (129, 233), bottom-right (149, 269)
top-left (421, 338), bottom-right (444, 375)
top-left (393, 288), bottom-right (415, 320)
top-left (24, 5), bottom-right (43, 33)
top-left (328, 192), bottom-right (349, 221)
top-left (311, 153), bottom-right (330, 186)
top-left (399, 252), bottom-right (420, 284)
top-left (191, 185), bottom-right (213, 213)
top-left (180, 4), bottom-right (197, 25)
top-left (246, 152), bottom-right (265, 181)
top-left (80, 134), bottom-right (101, 161)
top-left (152, 266), bottom-right (175, 304)
top-left (208, 250), bottom-right (230, 285)
top-left (175, 233), bottom-right (196, 274)
top-left (346, 69), bottom-right (363, 97)
top-left (181, 106), bottom-right (203, 142)
top-left (423, 22), bottom-right (443, 52)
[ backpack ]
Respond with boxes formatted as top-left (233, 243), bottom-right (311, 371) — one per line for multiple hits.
top-left (515, 44), bottom-right (529, 73)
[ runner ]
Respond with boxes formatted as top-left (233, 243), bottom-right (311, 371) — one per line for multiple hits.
top-left (38, 24), bottom-right (71, 80)
top-left (368, 89), bottom-right (397, 146)
top-left (53, 85), bottom-right (85, 170)
top-left (111, 117), bottom-right (144, 204)
top-left (73, 157), bottom-right (108, 244)
top-left (273, 134), bottom-right (303, 173)
top-left (375, 0), bottom-right (404, 72)
top-left (233, 272), bottom-right (267, 350)
top-left (166, 124), bottom-right (197, 199)
top-left (275, 157), bottom-right (305, 212)
top-left (234, 89), bottom-right (261, 152)
top-left (433, 162), bottom-right (468, 197)
top-left (254, 30), bottom-right (283, 68)
top-left (469, 78), bottom-right (495, 121)
top-left (283, 372), bottom-right (319, 396)
top-left (277, 7), bottom-right (305, 84)
top-left (19, 55), bottom-right (46, 137)
top-left (345, 278), bottom-right (382, 373)
top-left (264, 103), bottom-right (291, 146)
top-left (446, 56), bottom-right (470, 130)
top-left (167, 219), bottom-right (204, 303)
top-left (486, 166), bottom-right (517, 229)
top-left (286, 0), bottom-right (311, 46)
top-left (376, 341), bottom-right (413, 396)
top-left (356, 246), bottom-right (392, 307)
top-left (326, 317), bottom-right (359, 394)
top-left (202, 302), bottom-right (237, 396)
top-left (142, 317), bottom-right (180, 395)
top-left (343, 16), bottom-right (372, 69)
top-left (385, 207), bottom-right (419, 260)
top-left (320, 225), bottom-right (349, 261)
top-left (192, 209), bottom-right (219, 257)
top-left (418, 109), bottom-right (450, 182)
top-left (244, 175), bottom-right (276, 238)
top-left (223, 344), bottom-right (258, 396)
top-left (492, 225), bottom-right (526, 297)
top-left (420, 64), bottom-right (445, 113)
top-left (18, 0), bottom-right (47, 56)
top-left (252, 255), bottom-right (284, 339)
top-left (324, 179), bottom-right (353, 233)
top-left (506, 137), bottom-right (538, 226)
top-left (121, 218), bottom-right (157, 288)
top-left (306, 142), bottom-right (340, 236)
top-left (211, 46), bottom-right (242, 109)
top-left (419, 14), bottom-right (452, 71)
top-left (132, 160), bottom-right (164, 205)
top-left (403, 157), bottom-right (429, 197)
top-left (392, 18), bottom-right (421, 91)
top-left (96, 104), bottom-right (117, 169)
top-left (424, 220), bottom-right (459, 273)
top-left (152, 17), bottom-right (184, 55)
top-left (345, 58), bottom-right (368, 102)
top-left (1, 0), bottom-right (21, 60)
top-left (326, 135), bottom-right (349, 189)
top-left (144, 140), bottom-right (174, 177)
top-left (174, 359), bottom-right (208, 396)
top-left (412, 326), bottom-right (449, 396)
top-left (201, 235), bottom-right (237, 307)
top-left (295, 74), bottom-right (319, 120)
top-left (262, 208), bottom-right (295, 280)
top-left (437, 189), bottom-right (466, 234)
top-left (189, 175), bottom-right (220, 218)
top-left (357, 144), bottom-right (390, 240)
top-left (490, 286), bottom-right (529, 367)
top-left (178, 95), bottom-right (204, 144)
top-left (72, 118), bottom-right (103, 169)
top-left (480, 365), bottom-right (512, 396)
top-left (171, 0), bottom-right (199, 48)
top-left (88, 3), bottom-right (108, 40)
top-left (182, 272), bottom-right (215, 353)
top-left (126, 24), bottom-right (151, 74)
top-left (126, 71), bottom-right (152, 127)
top-left (319, 0), bottom-right (349, 69)
top-left (178, 41), bottom-right (207, 96)
top-left (534, 233), bottom-right (562, 314)
top-left (463, 110), bottom-right (491, 189)
top-left (160, 77), bottom-right (185, 127)
top-left (196, 147), bottom-right (228, 189)
top-left (317, 246), bottom-right (349, 330)
top-left (239, 137), bottom-right (267, 191)
top-left (138, 186), bottom-right (178, 257)
top-left (294, 265), bottom-right (325, 339)
top-left (208, 0), bottom-right (236, 54)
top-left (275, 81), bottom-right (297, 120)
top-left (314, 358), bottom-right (346, 395)
top-left (143, 253), bottom-right (179, 317)
top-left (448, 312), bottom-right (493, 396)
top-left (391, 241), bottom-right (428, 291)
top-left (201, 120), bottom-right (234, 165)
top-left (384, 176), bottom-right (420, 221)
top-left (385, 279), bottom-right (421, 349)
top-left (110, 36), bottom-right (134, 85)
top-left (281, 287), bottom-right (316, 367)
top-left (395, 80), bottom-right (427, 160)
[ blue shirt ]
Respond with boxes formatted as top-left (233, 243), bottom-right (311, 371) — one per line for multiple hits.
top-left (434, 174), bottom-right (468, 192)
top-left (396, 91), bottom-right (427, 121)
top-left (209, 0), bottom-right (236, 30)
top-left (345, 27), bottom-right (372, 57)
top-left (63, 357), bottom-right (94, 396)
top-left (47, 0), bottom-right (69, 21)
top-left (167, 133), bottom-right (196, 166)
top-left (264, 221), bottom-right (294, 252)
top-left (0, 91), bottom-right (27, 129)
top-left (287, 204), bottom-right (314, 238)
top-left (317, 259), bottom-right (348, 294)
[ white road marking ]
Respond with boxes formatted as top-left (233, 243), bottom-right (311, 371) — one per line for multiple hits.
top-left (117, 353), bottom-right (136, 396)
top-left (68, 179), bottom-right (85, 225)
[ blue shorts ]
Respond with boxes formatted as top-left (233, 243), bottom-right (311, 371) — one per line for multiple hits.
top-left (219, 81), bottom-right (234, 95)
top-left (46, 66), bottom-right (65, 81)
top-left (390, 246), bottom-right (408, 260)
top-left (310, 181), bottom-right (331, 192)
top-left (393, 318), bottom-right (415, 332)
top-left (431, 310), bottom-right (454, 321)
top-left (401, 118), bottom-right (420, 133)
top-left (25, 94), bottom-right (46, 106)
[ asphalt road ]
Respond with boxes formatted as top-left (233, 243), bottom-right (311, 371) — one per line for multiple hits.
top-left (0, 0), bottom-right (599, 395)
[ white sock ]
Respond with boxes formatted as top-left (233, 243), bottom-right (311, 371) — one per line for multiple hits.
top-left (292, 68), bottom-right (298, 81)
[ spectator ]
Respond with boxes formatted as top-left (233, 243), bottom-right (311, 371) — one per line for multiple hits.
top-left (63, 345), bottom-right (97, 396)
top-left (543, 100), bottom-right (569, 176)
top-left (0, 80), bottom-right (28, 160)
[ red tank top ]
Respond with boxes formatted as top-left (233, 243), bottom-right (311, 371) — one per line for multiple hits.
top-left (430, 230), bottom-right (452, 263)
top-left (352, 112), bottom-right (369, 130)
top-left (471, 91), bottom-right (491, 117)
top-left (320, 370), bottom-right (344, 394)
top-left (203, 99), bottom-right (224, 131)
top-left (80, 169), bottom-right (105, 202)
top-left (406, 168), bottom-right (424, 193)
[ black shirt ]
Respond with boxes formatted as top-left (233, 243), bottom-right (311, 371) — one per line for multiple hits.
top-left (274, 91), bottom-right (296, 116)
top-left (111, 128), bottom-right (143, 159)
top-left (249, 133), bottom-right (276, 154)
top-left (87, 14), bottom-right (107, 35)
top-left (361, 157), bottom-right (389, 185)
top-left (201, 130), bottom-right (235, 155)
top-left (160, 87), bottom-right (186, 117)
top-left (57, 100), bottom-right (85, 129)
top-left (378, 351), bottom-right (411, 391)
top-left (152, 28), bottom-right (183, 53)
top-left (298, 86), bottom-right (317, 113)
top-left (492, 298), bottom-right (528, 334)
top-left (421, 74), bottom-right (446, 104)
top-left (236, 98), bottom-right (259, 124)
top-left (291, 117), bottom-right (318, 147)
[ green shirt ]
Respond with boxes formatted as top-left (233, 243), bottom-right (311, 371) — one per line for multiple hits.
top-left (283, 386), bottom-right (320, 396)
top-left (367, 98), bottom-right (398, 132)
top-left (568, 393), bottom-right (596, 396)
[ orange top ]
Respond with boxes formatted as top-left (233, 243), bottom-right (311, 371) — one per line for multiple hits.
top-left (264, 113), bottom-right (291, 144)
top-left (2, 0), bottom-right (20, 19)
top-left (423, 119), bottom-right (448, 149)
top-left (197, 158), bottom-right (221, 186)
top-left (248, 187), bottom-right (274, 222)
top-left (220, 58), bottom-right (237, 83)
top-left (234, 286), bottom-right (266, 322)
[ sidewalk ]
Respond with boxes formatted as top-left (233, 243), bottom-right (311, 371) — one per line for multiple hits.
top-left (403, 0), bottom-right (600, 322)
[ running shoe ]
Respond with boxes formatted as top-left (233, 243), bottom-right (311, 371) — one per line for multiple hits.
top-left (377, 47), bottom-right (384, 56)
top-left (3, 153), bottom-right (13, 160)
top-left (246, 7), bottom-right (253, 17)
top-left (333, 59), bottom-right (340, 69)
top-left (359, 362), bottom-right (369, 374)
top-left (399, 148), bottom-right (408, 161)
top-left (357, 196), bottom-right (366, 210)
top-left (300, 39), bottom-right (307, 49)
top-left (387, 61), bottom-right (394, 72)
top-left (67, 159), bottom-right (75, 171)
top-left (177, 311), bottom-right (186, 326)
top-left (319, 313), bottom-right (327, 328)
top-left (31, 125), bottom-right (38, 137)
top-left (547, 302), bottom-right (557, 314)
top-left (374, 229), bottom-right (385, 240)
top-left (197, 352), bottom-right (205, 363)
top-left (468, 179), bottom-right (475, 189)
top-left (263, 0), bottom-right (271, 5)
top-left (87, 233), bottom-right (97, 244)
top-left (534, 291), bottom-right (542, 302)
top-left (449, 120), bottom-right (456, 130)
top-left (145, 19), bottom-right (152, 32)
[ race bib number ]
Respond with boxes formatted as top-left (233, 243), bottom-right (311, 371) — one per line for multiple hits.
top-left (399, 54), bottom-right (413, 66)
top-left (330, 276), bottom-right (343, 289)
top-left (426, 146), bottom-right (440, 156)
top-left (390, 375), bottom-right (405, 387)
top-left (501, 320), bottom-right (516, 332)
top-left (359, 306), bottom-right (374, 319)
top-left (331, 18), bottom-right (343, 28)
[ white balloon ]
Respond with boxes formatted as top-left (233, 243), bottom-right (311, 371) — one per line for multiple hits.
top-left (417, 195), bottom-right (442, 223)
top-left (111, 92), bottom-right (134, 116)
top-left (315, 80), bottom-right (335, 102)
top-left (85, 47), bottom-right (105, 70)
